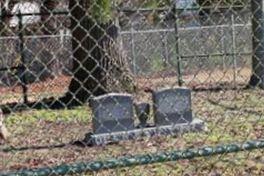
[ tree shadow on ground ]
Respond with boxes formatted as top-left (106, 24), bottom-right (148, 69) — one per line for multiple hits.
top-left (207, 99), bottom-right (264, 116)
top-left (1, 138), bottom-right (94, 153)
top-left (0, 83), bottom-right (251, 115)
top-left (1, 143), bottom-right (68, 153)
top-left (0, 94), bottom-right (84, 115)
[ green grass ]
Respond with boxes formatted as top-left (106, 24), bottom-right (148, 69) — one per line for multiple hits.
top-left (1, 89), bottom-right (264, 175)
top-left (6, 106), bottom-right (91, 125)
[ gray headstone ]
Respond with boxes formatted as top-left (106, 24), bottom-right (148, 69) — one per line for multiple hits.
top-left (153, 87), bottom-right (193, 126)
top-left (90, 93), bottom-right (135, 134)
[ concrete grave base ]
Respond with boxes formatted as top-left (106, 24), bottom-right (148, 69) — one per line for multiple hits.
top-left (84, 118), bottom-right (205, 146)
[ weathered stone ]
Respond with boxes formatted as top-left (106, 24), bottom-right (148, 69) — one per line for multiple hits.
top-left (134, 102), bottom-right (150, 128)
top-left (90, 93), bottom-right (135, 134)
top-left (152, 87), bottom-right (193, 126)
top-left (85, 119), bottom-right (205, 145)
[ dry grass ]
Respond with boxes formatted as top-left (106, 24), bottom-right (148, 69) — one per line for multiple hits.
top-left (0, 88), bottom-right (263, 175)
top-left (0, 67), bottom-right (263, 175)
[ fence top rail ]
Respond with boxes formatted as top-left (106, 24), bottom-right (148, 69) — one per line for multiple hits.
top-left (0, 11), bottom-right (69, 19)
top-left (0, 23), bottom-right (251, 39)
top-left (120, 23), bottom-right (251, 34)
top-left (118, 4), bottom-right (248, 13)
top-left (0, 34), bottom-right (72, 40)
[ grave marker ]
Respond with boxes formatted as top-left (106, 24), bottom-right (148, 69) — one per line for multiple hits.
top-left (153, 87), bottom-right (193, 126)
top-left (90, 93), bottom-right (135, 134)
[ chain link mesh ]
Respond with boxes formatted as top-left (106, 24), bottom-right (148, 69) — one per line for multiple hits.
top-left (0, 0), bottom-right (263, 175)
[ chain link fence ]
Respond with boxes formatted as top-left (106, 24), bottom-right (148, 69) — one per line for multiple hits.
top-left (0, 0), bottom-right (263, 175)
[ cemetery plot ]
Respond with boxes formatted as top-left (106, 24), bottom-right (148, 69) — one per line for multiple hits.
top-left (86, 88), bottom-right (204, 145)
top-left (1, 89), bottom-right (263, 174)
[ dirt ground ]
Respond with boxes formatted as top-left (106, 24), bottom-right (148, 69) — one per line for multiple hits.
top-left (0, 67), bottom-right (251, 104)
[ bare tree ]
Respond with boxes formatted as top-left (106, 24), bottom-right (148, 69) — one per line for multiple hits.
top-left (56, 0), bottom-right (135, 107)
top-left (0, 109), bottom-right (9, 142)
top-left (249, 0), bottom-right (264, 88)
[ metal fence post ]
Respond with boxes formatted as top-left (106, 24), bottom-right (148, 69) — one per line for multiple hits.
top-left (220, 26), bottom-right (226, 70)
top-left (161, 31), bottom-right (169, 68)
top-left (131, 21), bottom-right (136, 75)
top-left (18, 11), bottom-right (28, 104)
top-left (231, 14), bottom-right (237, 88)
top-left (173, 3), bottom-right (183, 87)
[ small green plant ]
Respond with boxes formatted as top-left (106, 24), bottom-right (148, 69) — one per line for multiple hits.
top-left (151, 57), bottom-right (165, 72)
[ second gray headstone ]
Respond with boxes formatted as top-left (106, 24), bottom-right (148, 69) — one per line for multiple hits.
top-left (152, 87), bottom-right (193, 126)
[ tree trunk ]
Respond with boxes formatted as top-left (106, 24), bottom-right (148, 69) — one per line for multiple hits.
top-left (249, 0), bottom-right (264, 88)
top-left (59, 0), bottom-right (135, 107)
top-left (0, 1), bottom-right (9, 36)
top-left (41, 0), bottom-right (59, 35)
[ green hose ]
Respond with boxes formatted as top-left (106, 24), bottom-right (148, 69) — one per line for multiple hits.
top-left (1, 139), bottom-right (264, 176)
